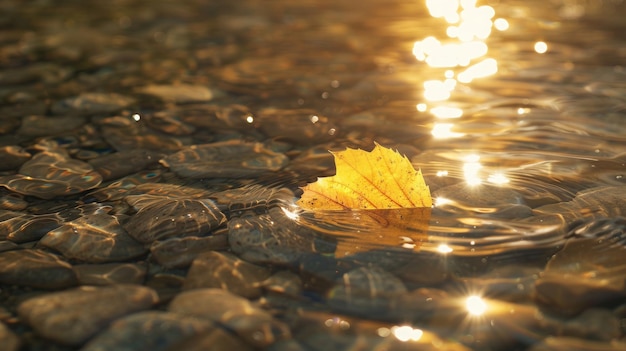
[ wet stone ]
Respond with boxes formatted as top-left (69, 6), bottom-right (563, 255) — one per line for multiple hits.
top-left (534, 218), bottom-right (626, 316)
top-left (169, 288), bottom-right (291, 347)
top-left (0, 322), bottom-right (19, 351)
top-left (0, 249), bottom-right (77, 289)
top-left (0, 192), bottom-right (28, 211)
top-left (262, 270), bottom-right (303, 297)
top-left (124, 196), bottom-right (226, 244)
top-left (81, 311), bottom-right (215, 351)
top-left (39, 213), bottom-right (147, 263)
top-left (74, 262), bottom-right (148, 285)
top-left (539, 308), bottom-right (621, 341)
top-left (51, 92), bottom-right (136, 115)
top-left (18, 285), bottom-right (157, 345)
top-left (0, 240), bottom-right (19, 252)
top-left (182, 251), bottom-right (272, 298)
top-left (0, 146), bottom-right (31, 171)
top-left (527, 336), bottom-right (626, 351)
top-left (0, 211), bottom-right (62, 243)
top-left (136, 84), bottom-right (224, 104)
top-left (150, 233), bottom-right (229, 268)
top-left (17, 115), bottom-right (86, 137)
top-left (88, 149), bottom-right (163, 181)
top-left (163, 328), bottom-right (254, 351)
top-left (160, 140), bottom-right (289, 179)
top-left (0, 151), bottom-right (102, 199)
top-left (327, 266), bottom-right (407, 318)
top-left (256, 108), bottom-right (337, 144)
top-left (228, 207), bottom-right (328, 265)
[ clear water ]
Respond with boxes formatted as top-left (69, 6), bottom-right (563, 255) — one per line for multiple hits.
top-left (1, 0), bottom-right (626, 350)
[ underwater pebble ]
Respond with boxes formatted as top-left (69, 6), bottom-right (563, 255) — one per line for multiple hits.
top-left (124, 196), bottom-right (226, 244)
top-left (327, 266), bottom-right (407, 317)
top-left (51, 92), bottom-right (136, 115)
top-left (39, 213), bottom-right (147, 263)
top-left (161, 140), bottom-right (289, 179)
top-left (169, 288), bottom-right (291, 347)
top-left (256, 108), bottom-right (337, 144)
top-left (18, 284), bottom-right (158, 345)
top-left (150, 233), bottom-right (229, 268)
top-left (17, 115), bottom-right (86, 137)
top-left (136, 84), bottom-right (223, 104)
top-left (0, 249), bottom-right (77, 289)
top-left (183, 251), bottom-right (271, 298)
top-left (88, 149), bottom-right (163, 181)
top-left (162, 328), bottom-right (254, 351)
top-left (0, 240), bottom-right (18, 252)
top-left (74, 262), bottom-right (148, 285)
top-left (0, 146), bottom-right (31, 171)
top-left (0, 151), bottom-right (102, 199)
top-left (81, 311), bottom-right (215, 351)
top-left (527, 336), bottom-right (626, 351)
top-left (0, 322), bottom-right (19, 351)
top-left (0, 211), bottom-right (62, 243)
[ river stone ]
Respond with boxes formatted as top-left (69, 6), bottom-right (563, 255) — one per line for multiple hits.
top-left (81, 311), bottom-right (215, 351)
top-left (0, 151), bottom-right (102, 199)
top-left (0, 249), bottom-right (77, 289)
top-left (527, 337), bottom-right (626, 351)
top-left (169, 288), bottom-right (291, 347)
top-left (327, 266), bottom-right (407, 317)
top-left (124, 196), bottom-right (226, 244)
top-left (163, 328), bottom-right (254, 351)
top-left (51, 92), bottom-right (136, 115)
top-left (255, 108), bottom-right (337, 144)
top-left (18, 115), bottom-right (86, 137)
top-left (0, 211), bottom-right (62, 243)
top-left (0, 322), bottom-right (19, 351)
top-left (74, 262), bottom-right (148, 285)
top-left (39, 213), bottom-right (147, 263)
top-left (182, 251), bottom-right (271, 298)
top-left (136, 84), bottom-right (223, 103)
top-left (0, 240), bottom-right (18, 252)
top-left (160, 140), bottom-right (289, 179)
top-left (150, 233), bottom-right (229, 268)
top-left (18, 284), bottom-right (158, 345)
top-left (0, 146), bottom-right (31, 171)
top-left (88, 149), bottom-right (163, 181)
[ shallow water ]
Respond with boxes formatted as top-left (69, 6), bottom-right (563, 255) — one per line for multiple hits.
top-left (1, 0), bottom-right (626, 350)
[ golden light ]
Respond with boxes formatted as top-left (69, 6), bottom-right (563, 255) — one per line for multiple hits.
top-left (281, 206), bottom-right (300, 220)
top-left (431, 123), bottom-right (465, 139)
top-left (423, 80), bottom-right (454, 101)
top-left (391, 325), bottom-right (424, 342)
top-left (437, 243), bottom-right (454, 254)
top-left (310, 115), bottom-right (319, 123)
top-left (534, 41), bottom-right (548, 54)
top-left (246, 115), bottom-right (254, 123)
top-left (436, 170), bottom-right (449, 177)
top-left (430, 106), bottom-right (463, 119)
top-left (434, 196), bottom-right (452, 206)
top-left (457, 58), bottom-right (498, 83)
top-left (487, 172), bottom-right (509, 185)
top-left (465, 295), bottom-right (488, 316)
top-left (494, 18), bottom-right (509, 31)
top-left (462, 154), bottom-right (482, 185)
top-left (416, 103), bottom-right (428, 112)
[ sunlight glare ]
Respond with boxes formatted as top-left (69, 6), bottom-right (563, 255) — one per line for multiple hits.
top-left (534, 41), bottom-right (548, 54)
top-left (430, 106), bottom-right (463, 119)
top-left (466, 295), bottom-right (488, 316)
top-left (246, 115), bottom-right (254, 123)
top-left (391, 325), bottom-right (424, 342)
top-left (437, 243), bottom-right (453, 254)
top-left (431, 123), bottom-right (465, 139)
top-left (457, 58), bottom-right (498, 83)
top-left (494, 18), bottom-right (509, 31)
top-left (281, 206), bottom-right (300, 220)
top-left (487, 172), bottom-right (509, 185)
top-left (463, 154), bottom-right (482, 185)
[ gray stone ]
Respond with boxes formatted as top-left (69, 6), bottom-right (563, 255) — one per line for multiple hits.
top-left (169, 288), bottom-right (290, 347)
top-left (74, 262), bottom-right (148, 285)
top-left (0, 249), bottom-right (77, 289)
top-left (39, 213), bottom-right (147, 263)
top-left (18, 284), bottom-right (158, 345)
top-left (150, 234), bottom-right (229, 268)
top-left (183, 251), bottom-right (271, 298)
top-left (81, 311), bottom-right (215, 351)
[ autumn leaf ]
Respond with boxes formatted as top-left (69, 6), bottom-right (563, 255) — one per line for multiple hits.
top-left (296, 143), bottom-right (432, 257)
top-left (297, 143), bottom-right (432, 210)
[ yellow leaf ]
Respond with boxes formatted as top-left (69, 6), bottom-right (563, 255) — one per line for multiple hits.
top-left (296, 143), bottom-right (432, 257)
top-left (297, 143), bottom-right (432, 210)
